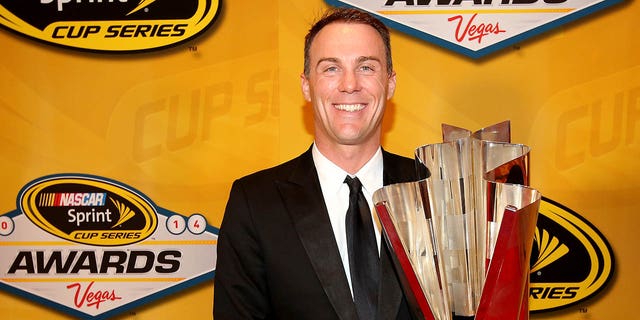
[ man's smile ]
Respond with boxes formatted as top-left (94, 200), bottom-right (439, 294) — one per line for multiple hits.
top-left (334, 103), bottom-right (366, 112)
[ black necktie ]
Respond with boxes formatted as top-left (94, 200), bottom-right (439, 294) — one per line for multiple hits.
top-left (344, 176), bottom-right (379, 320)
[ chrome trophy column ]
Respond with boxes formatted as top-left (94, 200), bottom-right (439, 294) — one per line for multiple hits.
top-left (373, 121), bottom-right (541, 320)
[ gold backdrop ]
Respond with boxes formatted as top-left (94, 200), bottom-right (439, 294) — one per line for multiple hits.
top-left (0, 0), bottom-right (637, 319)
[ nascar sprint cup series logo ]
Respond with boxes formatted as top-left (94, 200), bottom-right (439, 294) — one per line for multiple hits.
top-left (326, 0), bottom-right (623, 58)
top-left (0, 174), bottom-right (218, 319)
top-left (0, 0), bottom-right (221, 52)
top-left (530, 198), bottom-right (614, 313)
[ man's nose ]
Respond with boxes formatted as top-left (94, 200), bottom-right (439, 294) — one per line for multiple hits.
top-left (338, 70), bottom-right (360, 93)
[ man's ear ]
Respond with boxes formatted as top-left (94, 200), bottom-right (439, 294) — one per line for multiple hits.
top-left (387, 71), bottom-right (397, 99)
top-left (301, 73), bottom-right (311, 102)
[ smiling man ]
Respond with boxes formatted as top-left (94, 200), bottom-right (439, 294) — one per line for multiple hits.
top-left (214, 7), bottom-right (416, 320)
top-left (302, 19), bottom-right (395, 174)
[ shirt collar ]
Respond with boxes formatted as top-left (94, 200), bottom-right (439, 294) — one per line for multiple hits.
top-left (312, 143), bottom-right (384, 196)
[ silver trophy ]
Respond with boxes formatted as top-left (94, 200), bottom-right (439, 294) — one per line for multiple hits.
top-left (374, 121), bottom-right (541, 320)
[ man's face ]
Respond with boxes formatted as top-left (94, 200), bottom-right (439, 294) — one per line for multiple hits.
top-left (301, 22), bottom-right (396, 149)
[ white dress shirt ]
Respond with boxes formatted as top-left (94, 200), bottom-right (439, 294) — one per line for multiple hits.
top-left (311, 143), bottom-right (384, 296)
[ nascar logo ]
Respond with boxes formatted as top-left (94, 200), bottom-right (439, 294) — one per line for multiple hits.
top-left (20, 175), bottom-right (157, 246)
top-left (0, 173), bottom-right (218, 319)
top-left (326, 0), bottom-right (623, 58)
top-left (0, 0), bottom-right (221, 52)
top-left (529, 197), bottom-right (614, 312)
top-left (40, 192), bottom-right (107, 207)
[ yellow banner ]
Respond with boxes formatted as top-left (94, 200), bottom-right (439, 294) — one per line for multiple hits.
top-left (0, 0), bottom-right (637, 319)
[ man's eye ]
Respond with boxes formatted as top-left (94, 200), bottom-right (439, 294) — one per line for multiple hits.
top-left (359, 65), bottom-right (374, 72)
top-left (324, 66), bottom-right (338, 72)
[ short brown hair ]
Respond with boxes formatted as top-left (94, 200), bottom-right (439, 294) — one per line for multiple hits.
top-left (303, 7), bottom-right (393, 76)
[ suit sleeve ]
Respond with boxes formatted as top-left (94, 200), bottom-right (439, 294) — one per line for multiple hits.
top-left (214, 179), bottom-right (271, 319)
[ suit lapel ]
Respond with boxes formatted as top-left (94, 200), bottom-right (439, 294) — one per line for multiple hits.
top-left (276, 149), bottom-right (358, 320)
top-left (378, 241), bottom-right (403, 319)
top-left (275, 149), bottom-right (415, 320)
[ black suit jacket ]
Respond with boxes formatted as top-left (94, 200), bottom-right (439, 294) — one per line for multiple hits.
top-left (214, 148), bottom-right (416, 320)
